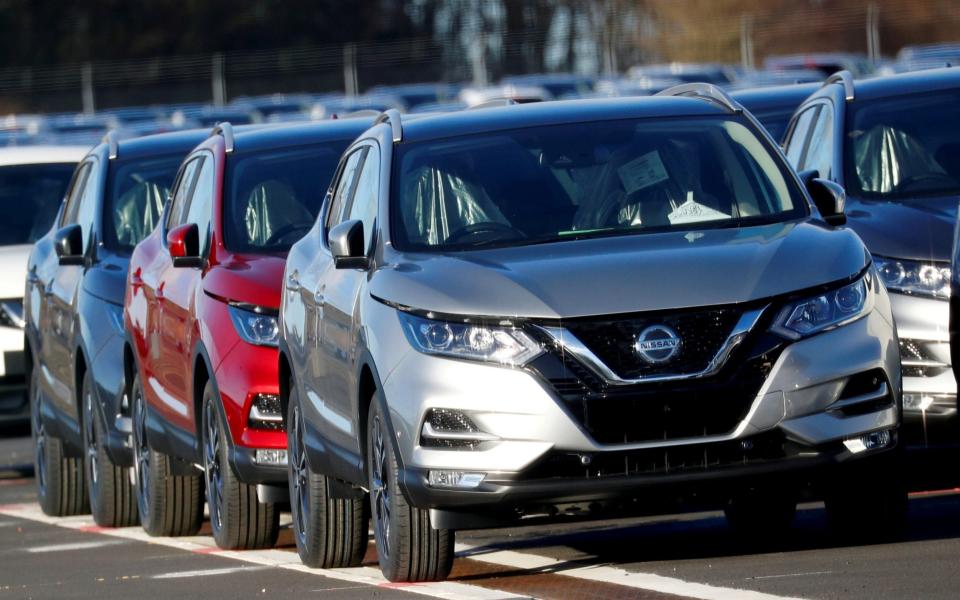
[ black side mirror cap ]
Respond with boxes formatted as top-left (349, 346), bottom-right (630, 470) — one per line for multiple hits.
top-left (54, 224), bottom-right (84, 266)
top-left (800, 170), bottom-right (847, 227)
top-left (330, 219), bottom-right (368, 269)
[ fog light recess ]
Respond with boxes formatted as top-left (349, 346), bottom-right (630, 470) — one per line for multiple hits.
top-left (254, 449), bottom-right (288, 466)
top-left (428, 470), bottom-right (485, 489)
top-left (248, 394), bottom-right (284, 431)
top-left (420, 408), bottom-right (498, 450)
top-left (843, 429), bottom-right (893, 454)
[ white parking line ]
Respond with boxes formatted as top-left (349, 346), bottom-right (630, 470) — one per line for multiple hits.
top-left (0, 503), bottom-right (518, 600)
top-left (456, 543), bottom-right (807, 600)
top-left (27, 540), bottom-right (127, 553)
top-left (153, 566), bottom-right (270, 579)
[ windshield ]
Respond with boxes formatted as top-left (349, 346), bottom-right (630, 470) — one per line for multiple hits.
top-left (391, 116), bottom-right (805, 251)
top-left (844, 90), bottom-right (960, 200)
top-left (0, 163), bottom-right (76, 245)
top-left (104, 153), bottom-right (184, 252)
top-left (223, 141), bottom-right (350, 254)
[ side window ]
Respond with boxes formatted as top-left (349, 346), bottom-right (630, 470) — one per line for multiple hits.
top-left (60, 163), bottom-right (92, 226)
top-left (74, 163), bottom-right (100, 233)
top-left (345, 145), bottom-right (380, 253)
top-left (166, 157), bottom-right (202, 230)
top-left (325, 149), bottom-right (365, 233)
top-left (183, 155), bottom-right (215, 252)
top-left (800, 104), bottom-right (835, 179)
top-left (784, 107), bottom-right (818, 168)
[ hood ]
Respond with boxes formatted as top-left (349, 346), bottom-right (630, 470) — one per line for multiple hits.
top-left (203, 253), bottom-right (287, 309)
top-left (845, 195), bottom-right (958, 263)
top-left (371, 221), bottom-right (869, 320)
top-left (83, 252), bottom-right (130, 305)
top-left (0, 244), bottom-right (31, 299)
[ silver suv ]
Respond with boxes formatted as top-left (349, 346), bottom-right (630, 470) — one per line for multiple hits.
top-left (279, 87), bottom-right (904, 582)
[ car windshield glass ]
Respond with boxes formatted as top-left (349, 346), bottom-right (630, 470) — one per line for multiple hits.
top-left (392, 116), bottom-right (804, 251)
top-left (0, 163), bottom-right (76, 245)
top-left (104, 153), bottom-right (185, 252)
top-left (223, 141), bottom-right (350, 254)
top-left (844, 90), bottom-right (960, 200)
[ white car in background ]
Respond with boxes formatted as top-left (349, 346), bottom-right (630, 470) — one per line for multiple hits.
top-left (0, 146), bottom-right (87, 425)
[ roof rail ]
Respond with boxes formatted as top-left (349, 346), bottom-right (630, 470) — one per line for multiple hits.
top-left (102, 130), bottom-right (119, 160)
top-left (823, 70), bottom-right (855, 101)
top-left (468, 98), bottom-right (517, 110)
top-left (655, 83), bottom-right (741, 114)
top-left (374, 109), bottom-right (403, 143)
top-left (210, 122), bottom-right (235, 153)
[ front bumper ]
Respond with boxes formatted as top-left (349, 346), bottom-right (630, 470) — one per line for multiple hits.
top-left (380, 304), bottom-right (900, 515)
top-left (889, 293), bottom-right (958, 448)
top-left (215, 340), bottom-right (287, 485)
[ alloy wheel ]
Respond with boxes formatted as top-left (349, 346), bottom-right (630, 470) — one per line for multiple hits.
top-left (371, 414), bottom-right (391, 560)
top-left (31, 377), bottom-right (47, 497)
top-left (133, 385), bottom-right (150, 518)
top-left (291, 403), bottom-right (310, 542)
top-left (83, 386), bottom-right (99, 500)
top-left (203, 400), bottom-right (224, 532)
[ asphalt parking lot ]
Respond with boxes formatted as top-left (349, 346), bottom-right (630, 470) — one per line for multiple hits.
top-left (2, 428), bottom-right (960, 600)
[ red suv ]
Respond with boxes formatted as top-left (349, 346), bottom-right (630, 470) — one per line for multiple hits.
top-left (124, 119), bottom-right (370, 549)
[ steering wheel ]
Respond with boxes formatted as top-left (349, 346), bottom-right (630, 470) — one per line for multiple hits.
top-left (894, 172), bottom-right (957, 193)
top-left (445, 222), bottom-right (526, 244)
top-left (264, 222), bottom-right (312, 246)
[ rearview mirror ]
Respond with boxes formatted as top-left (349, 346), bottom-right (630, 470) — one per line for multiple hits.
top-left (54, 224), bottom-right (84, 266)
top-left (799, 170), bottom-right (846, 227)
top-left (329, 219), bottom-right (368, 269)
top-left (167, 223), bottom-right (204, 268)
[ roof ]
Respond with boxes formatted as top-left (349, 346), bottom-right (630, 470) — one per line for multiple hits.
top-left (113, 127), bottom-right (212, 160)
top-left (393, 96), bottom-right (731, 144)
top-left (731, 83), bottom-right (820, 112)
top-left (848, 66), bottom-right (960, 101)
top-left (228, 117), bottom-right (375, 154)
top-left (0, 145), bottom-right (89, 166)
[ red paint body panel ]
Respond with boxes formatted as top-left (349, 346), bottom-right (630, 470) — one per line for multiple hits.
top-left (124, 134), bottom-right (289, 471)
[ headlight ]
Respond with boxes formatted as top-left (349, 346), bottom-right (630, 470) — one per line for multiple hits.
top-left (398, 312), bottom-right (542, 366)
top-left (772, 272), bottom-right (875, 340)
top-left (228, 304), bottom-right (279, 347)
top-left (873, 255), bottom-right (950, 299)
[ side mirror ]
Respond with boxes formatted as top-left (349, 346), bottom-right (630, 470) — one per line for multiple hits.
top-left (54, 224), bottom-right (84, 266)
top-left (167, 223), bottom-right (204, 268)
top-left (329, 219), bottom-right (368, 269)
top-left (799, 170), bottom-right (846, 227)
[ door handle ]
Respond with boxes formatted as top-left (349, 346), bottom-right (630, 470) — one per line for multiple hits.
top-left (313, 286), bottom-right (325, 305)
top-left (43, 279), bottom-right (54, 297)
top-left (27, 266), bottom-right (39, 284)
top-left (286, 272), bottom-right (301, 293)
top-left (130, 268), bottom-right (144, 290)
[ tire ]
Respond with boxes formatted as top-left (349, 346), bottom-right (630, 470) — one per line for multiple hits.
top-left (368, 397), bottom-right (454, 582)
top-left (82, 371), bottom-right (138, 527)
top-left (131, 373), bottom-right (203, 537)
top-left (724, 484), bottom-right (797, 540)
top-left (825, 455), bottom-right (907, 543)
top-left (288, 380), bottom-right (368, 567)
top-left (201, 381), bottom-right (279, 550)
top-left (32, 366), bottom-right (88, 517)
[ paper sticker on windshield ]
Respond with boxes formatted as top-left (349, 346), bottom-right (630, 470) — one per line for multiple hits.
top-left (617, 150), bottom-right (669, 194)
top-left (667, 193), bottom-right (731, 225)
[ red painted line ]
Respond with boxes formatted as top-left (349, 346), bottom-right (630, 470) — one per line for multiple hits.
top-left (78, 525), bottom-right (107, 533)
top-left (191, 546), bottom-right (224, 555)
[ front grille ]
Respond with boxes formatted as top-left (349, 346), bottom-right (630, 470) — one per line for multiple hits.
top-left (523, 430), bottom-right (797, 480)
top-left (899, 338), bottom-right (948, 378)
top-left (528, 325), bottom-right (784, 446)
top-left (563, 308), bottom-right (742, 379)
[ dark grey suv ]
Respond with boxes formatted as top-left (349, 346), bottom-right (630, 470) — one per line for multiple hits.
top-left (279, 90), bottom-right (903, 582)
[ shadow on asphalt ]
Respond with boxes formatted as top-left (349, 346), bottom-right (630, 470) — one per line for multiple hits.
top-left (456, 493), bottom-right (960, 573)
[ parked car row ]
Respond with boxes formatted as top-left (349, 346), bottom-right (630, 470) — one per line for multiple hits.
top-left (5, 45), bottom-right (956, 149)
top-left (19, 66), bottom-right (960, 583)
